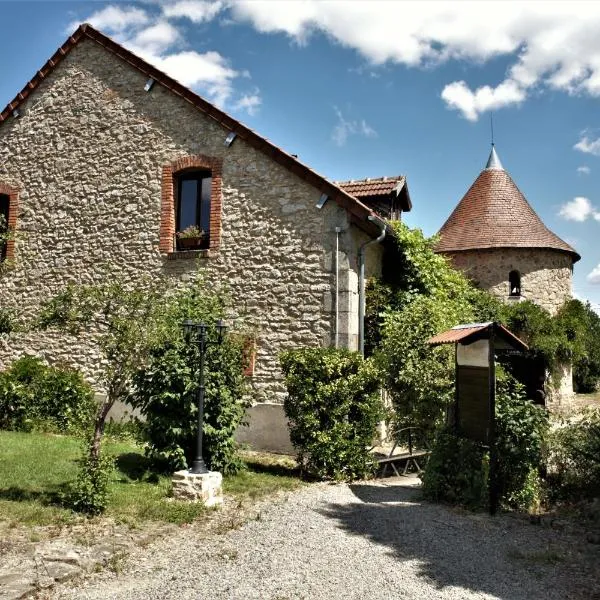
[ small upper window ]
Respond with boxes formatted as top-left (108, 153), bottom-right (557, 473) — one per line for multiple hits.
top-left (0, 194), bottom-right (9, 261)
top-left (509, 270), bottom-right (521, 297)
top-left (175, 171), bottom-right (211, 250)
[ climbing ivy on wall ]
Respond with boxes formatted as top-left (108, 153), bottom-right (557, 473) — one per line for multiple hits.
top-left (371, 222), bottom-right (600, 436)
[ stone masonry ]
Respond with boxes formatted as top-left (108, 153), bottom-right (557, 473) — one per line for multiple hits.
top-left (447, 247), bottom-right (573, 316)
top-left (0, 39), bottom-right (381, 425)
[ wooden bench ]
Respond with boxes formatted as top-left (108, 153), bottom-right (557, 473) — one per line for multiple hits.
top-left (378, 427), bottom-right (431, 477)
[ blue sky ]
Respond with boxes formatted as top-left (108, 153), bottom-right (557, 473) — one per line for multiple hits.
top-left (2, 1), bottom-right (600, 309)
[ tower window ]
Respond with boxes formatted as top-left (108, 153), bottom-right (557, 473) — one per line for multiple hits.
top-left (509, 270), bottom-right (521, 297)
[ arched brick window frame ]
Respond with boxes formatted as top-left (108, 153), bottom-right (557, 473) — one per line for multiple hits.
top-left (160, 155), bottom-right (223, 253)
top-left (0, 182), bottom-right (19, 260)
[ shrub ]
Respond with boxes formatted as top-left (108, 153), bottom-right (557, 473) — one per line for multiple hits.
top-left (0, 355), bottom-right (96, 433)
top-left (63, 449), bottom-right (114, 515)
top-left (495, 374), bottom-right (549, 509)
top-left (422, 374), bottom-right (548, 511)
top-left (280, 348), bottom-right (383, 481)
top-left (547, 409), bottom-right (600, 501)
top-left (421, 431), bottom-right (489, 509)
top-left (131, 285), bottom-right (248, 475)
top-left (0, 308), bottom-right (13, 334)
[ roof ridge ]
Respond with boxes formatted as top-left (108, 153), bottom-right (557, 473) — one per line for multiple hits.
top-left (335, 175), bottom-right (405, 184)
top-left (0, 24), bottom-right (385, 234)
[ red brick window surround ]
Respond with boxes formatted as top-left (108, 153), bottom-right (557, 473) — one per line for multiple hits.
top-left (0, 182), bottom-right (19, 261)
top-left (160, 155), bottom-right (223, 254)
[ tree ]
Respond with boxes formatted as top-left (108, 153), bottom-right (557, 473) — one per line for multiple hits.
top-left (38, 278), bottom-right (170, 462)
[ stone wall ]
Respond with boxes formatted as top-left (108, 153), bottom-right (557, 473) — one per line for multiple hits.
top-left (0, 38), bottom-right (380, 412)
top-left (446, 247), bottom-right (573, 316)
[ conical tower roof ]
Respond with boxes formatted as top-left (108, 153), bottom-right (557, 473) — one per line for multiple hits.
top-left (435, 147), bottom-right (580, 262)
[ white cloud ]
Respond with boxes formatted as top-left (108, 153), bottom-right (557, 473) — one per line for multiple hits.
top-left (577, 165), bottom-right (591, 175)
top-left (233, 91), bottom-right (261, 115)
top-left (587, 264), bottom-right (600, 284)
top-left (574, 135), bottom-right (600, 156)
top-left (132, 21), bottom-right (180, 55)
top-left (331, 107), bottom-right (377, 147)
top-left (441, 80), bottom-right (526, 122)
top-left (67, 5), bottom-right (149, 33)
top-left (558, 196), bottom-right (598, 222)
top-left (162, 1), bottom-right (223, 23)
top-left (69, 3), bottom-right (258, 112)
top-left (227, 1), bottom-right (600, 121)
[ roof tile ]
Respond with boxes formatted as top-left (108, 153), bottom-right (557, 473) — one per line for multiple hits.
top-left (435, 163), bottom-right (579, 261)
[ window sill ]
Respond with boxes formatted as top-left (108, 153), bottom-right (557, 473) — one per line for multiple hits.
top-left (166, 249), bottom-right (212, 260)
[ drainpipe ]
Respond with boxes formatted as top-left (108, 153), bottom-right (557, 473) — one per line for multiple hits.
top-left (334, 227), bottom-right (341, 348)
top-left (358, 215), bottom-right (387, 356)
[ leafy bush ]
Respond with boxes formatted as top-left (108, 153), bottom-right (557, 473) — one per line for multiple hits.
top-left (0, 355), bottom-right (96, 433)
top-left (131, 285), bottom-right (248, 475)
top-left (63, 449), bottom-right (114, 515)
top-left (0, 308), bottom-right (13, 334)
top-left (547, 409), bottom-right (600, 500)
top-left (556, 300), bottom-right (600, 393)
top-left (280, 348), bottom-right (383, 481)
top-left (421, 431), bottom-right (489, 509)
top-left (495, 373), bottom-right (549, 509)
top-left (422, 374), bottom-right (548, 511)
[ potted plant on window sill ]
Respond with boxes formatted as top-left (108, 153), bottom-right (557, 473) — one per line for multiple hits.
top-left (176, 225), bottom-right (208, 250)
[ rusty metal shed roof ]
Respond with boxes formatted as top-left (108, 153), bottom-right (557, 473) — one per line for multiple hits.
top-left (427, 322), bottom-right (528, 350)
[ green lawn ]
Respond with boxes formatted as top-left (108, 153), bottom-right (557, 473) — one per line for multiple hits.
top-left (0, 430), bottom-right (302, 529)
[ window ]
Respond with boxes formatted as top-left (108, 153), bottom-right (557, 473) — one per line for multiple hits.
top-left (509, 270), bottom-right (521, 297)
top-left (175, 171), bottom-right (211, 250)
top-left (0, 194), bottom-right (9, 261)
top-left (160, 155), bottom-right (222, 255)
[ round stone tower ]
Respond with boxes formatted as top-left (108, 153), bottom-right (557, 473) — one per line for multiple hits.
top-left (435, 146), bottom-right (580, 404)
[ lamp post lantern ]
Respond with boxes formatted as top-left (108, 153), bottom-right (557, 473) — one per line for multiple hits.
top-left (183, 319), bottom-right (227, 475)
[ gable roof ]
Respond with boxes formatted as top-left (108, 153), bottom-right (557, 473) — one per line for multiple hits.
top-left (0, 24), bottom-right (387, 236)
top-left (427, 321), bottom-right (528, 351)
top-left (435, 147), bottom-right (580, 262)
top-left (336, 176), bottom-right (412, 211)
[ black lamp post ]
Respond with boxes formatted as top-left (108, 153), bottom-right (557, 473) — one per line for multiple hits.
top-left (182, 318), bottom-right (227, 474)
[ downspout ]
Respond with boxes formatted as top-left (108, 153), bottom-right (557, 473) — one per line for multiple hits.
top-left (334, 227), bottom-right (341, 348)
top-left (358, 215), bottom-right (387, 356)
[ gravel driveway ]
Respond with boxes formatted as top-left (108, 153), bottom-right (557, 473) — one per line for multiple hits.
top-left (46, 478), bottom-right (597, 600)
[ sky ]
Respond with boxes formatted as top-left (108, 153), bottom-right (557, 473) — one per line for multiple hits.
top-left (1, 0), bottom-right (600, 310)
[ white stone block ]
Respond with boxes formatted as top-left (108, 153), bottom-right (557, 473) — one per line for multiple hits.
top-left (171, 470), bottom-right (223, 507)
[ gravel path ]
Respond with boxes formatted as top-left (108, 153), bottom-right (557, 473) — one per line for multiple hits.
top-left (46, 478), bottom-right (596, 600)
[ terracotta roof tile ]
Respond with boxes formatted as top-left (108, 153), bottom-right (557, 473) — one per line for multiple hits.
top-left (336, 176), bottom-right (405, 197)
top-left (435, 160), bottom-right (579, 261)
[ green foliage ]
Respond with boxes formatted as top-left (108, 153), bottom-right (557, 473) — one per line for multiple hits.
top-left (375, 223), bottom-right (483, 438)
top-left (495, 373), bottom-right (549, 509)
top-left (38, 278), bottom-right (174, 462)
top-left (280, 348), bottom-right (383, 481)
top-left (556, 300), bottom-right (600, 393)
top-left (0, 308), bottom-right (13, 334)
top-left (421, 431), bottom-right (489, 509)
top-left (0, 355), bottom-right (96, 434)
top-left (63, 449), bottom-right (114, 515)
top-left (547, 409), bottom-right (600, 500)
top-left (422, 374), bottom-right (548, 511)
top-left (131, 284), bottom-right (248, 475)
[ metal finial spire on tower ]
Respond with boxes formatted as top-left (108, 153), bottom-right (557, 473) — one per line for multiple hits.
top-left (485, 115), bottom-right (503, 170)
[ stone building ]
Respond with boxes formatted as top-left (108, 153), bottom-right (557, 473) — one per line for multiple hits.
top-left (0, 24), bottom-right (411, 451)
top-left (435, 146), bottom-right (580, 403)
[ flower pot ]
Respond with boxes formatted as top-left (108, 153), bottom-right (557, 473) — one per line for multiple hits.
top-left (178, 236), bottom-right (205, 250)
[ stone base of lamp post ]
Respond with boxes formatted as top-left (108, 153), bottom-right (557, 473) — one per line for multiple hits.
top-left (171, 470), bottom-right (224, 507)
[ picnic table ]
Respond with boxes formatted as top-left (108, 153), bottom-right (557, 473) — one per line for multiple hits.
top-left (377, 427), bottom-right (431, 477)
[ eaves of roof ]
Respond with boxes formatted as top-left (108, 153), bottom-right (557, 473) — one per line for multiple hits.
top-left (0, 24), bottom-right (384, 237)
